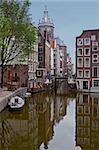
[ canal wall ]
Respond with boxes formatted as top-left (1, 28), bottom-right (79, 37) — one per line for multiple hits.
top-left (0, 87), bottom-right (27, 112)
top-left (56, 79), bottom-right (77, 95)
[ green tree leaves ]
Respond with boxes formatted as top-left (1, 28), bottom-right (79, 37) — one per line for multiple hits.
top-left (0, 0), bottom-right (37, 87)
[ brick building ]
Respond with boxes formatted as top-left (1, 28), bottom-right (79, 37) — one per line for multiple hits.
top-left (76, 29), bottom-right (99, 92)
top-left (37, 6), bottom-right (54, 81)
top-left (3, 65), bottom-right (28, 89)
top-left (54, 37), bottom-right (67, 77)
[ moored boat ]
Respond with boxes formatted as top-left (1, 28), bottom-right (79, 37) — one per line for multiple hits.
top-left (8, 96), bottom-right (25, 110)
top-left (25, 92), bottom-right (31, 97)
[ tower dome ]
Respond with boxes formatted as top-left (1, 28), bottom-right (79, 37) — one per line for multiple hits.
top-left (38, 5), bottom-right (54, 28)
top-left (38, 6), bottom-right (54, 39)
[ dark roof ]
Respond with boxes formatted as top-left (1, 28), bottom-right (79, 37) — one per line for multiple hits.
top-left (77, 29), bottom-right (99, 40)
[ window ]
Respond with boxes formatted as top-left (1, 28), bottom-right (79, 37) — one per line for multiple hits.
top-left (77, 38), bottom-right (83, 46)
top-left (60, 61), bottom-right (62, 68)
top-left (91, 35), bottom-right (96, 41)
top-left (93, 67), bottom-right (97, 77)
top-left (85, 58), bottom-right (90, 67)
top-left (38, 56), bottom-right (42, 61)
top-left (92, 46), bottom-right (98, 51)
top-left (84, 70), bottom-right (90, 78)
top-left (92, 41), bottom-right (98, 46)
top-left (29, 63), bottom-right (33, 72)
top-left (92, 54), bottom-right (98, 63)
top-left (86, 71), bottom-right (89, 77)
top-left (94, 80), bottom-right (99, 87)
top-left (79, 71), bottom-right (82, 76)
top-left (36, 70), bottom-right (43, 77)
top-left (77, 58), bottom-right (83, 67)
top-left (83, 81), bottom-right (88, 89)
top-left (77, 70), bottom-right (83, 78)
top-left (77, 48), bottom-right (83, 56)
top-left (84, 38), bottom-right (90, 45)
top-left (79, 58), bottom-right (82, 63)
top-left (84, 48), bottom-right (90, 56)
top-left (39, 47), bottom-right (43, 52)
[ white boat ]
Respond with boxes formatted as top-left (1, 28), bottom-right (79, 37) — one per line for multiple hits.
top-left (8, 96), bottom-right (25, 110)
top-left (25, 92), bottom-right (31, 97)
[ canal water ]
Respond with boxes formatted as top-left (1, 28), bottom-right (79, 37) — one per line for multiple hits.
top-left (0, 91), bottom-right (99, 150)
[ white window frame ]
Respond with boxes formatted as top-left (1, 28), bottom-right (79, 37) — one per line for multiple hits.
top-left (77, 48), bottom-right (83, 56)
top-left (84, 57), bottom-right (90, 67)
top-left (92, 67), bottom-right (98, 77)
top-left (92, 41), bottom-right (98, 46)
top-left (93, 80), bottom-right (99, 87)
top-left (84, 70), bottom-right (90, 78)
top-left (84, 48), bottom-right (90, 56)
top-left (91, 35), bottom-right (96, 41)
top-left (92, 46), bottom-right (98, 51)
top-left (77, 38), bottom-right (83, 46)
top-left (77, 70), bottom-right (83, 78)
top-left (77, 57), bottom-right (83, 67)
top-left (84, 38), bottom-right (90, 45)
top-left (92, 54), bottom-right (98, 63)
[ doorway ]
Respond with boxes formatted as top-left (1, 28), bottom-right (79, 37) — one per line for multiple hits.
top-left (83, 81), bottom-right (88, 89)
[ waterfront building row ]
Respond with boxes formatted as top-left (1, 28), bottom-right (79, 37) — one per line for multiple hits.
top-left (76, 29), bottom-right (99, 92)
top-left (0, 6), bottom-right (73, 89)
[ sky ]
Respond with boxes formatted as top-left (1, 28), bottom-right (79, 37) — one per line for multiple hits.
top-left (29, 0), bottom-right (99, 67)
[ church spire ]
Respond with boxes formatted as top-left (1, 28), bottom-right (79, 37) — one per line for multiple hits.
top-left (43, 5), bottom-right (49, 23)
top-left (38, 5), bottom-right (54, 27)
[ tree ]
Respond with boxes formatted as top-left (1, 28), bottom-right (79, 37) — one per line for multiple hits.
top-left (0, 0), bottom-right (37, 88)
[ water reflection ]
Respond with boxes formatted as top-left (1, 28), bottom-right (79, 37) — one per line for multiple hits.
top-left (0, 92), bottom-right (68, 150)
top-left (76, 93), bottom-right (99, 150)
top-left (0, 92), bottom-right (99, 150)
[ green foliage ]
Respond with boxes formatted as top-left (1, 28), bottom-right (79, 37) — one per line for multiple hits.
top-left (0, 0), bottom-right (37, 87)
top-left (0, 0), bottom-right (37, 65)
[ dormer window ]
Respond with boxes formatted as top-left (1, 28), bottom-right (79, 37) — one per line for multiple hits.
top-left (91, 35), bottom-right (96, 41)
top-left (84, 38), bottom-right (90, 45)
top-left (77, 38), bottom-right (83, 46)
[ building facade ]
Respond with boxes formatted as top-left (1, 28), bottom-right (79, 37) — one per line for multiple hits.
top-left (37, 6), bottom-right (54, 81)
top-left (76, 29), bottom-right (99, 92)
top-left (38, 5), bottom-right (54, 40)
top-left (28, 41), bottom-right (38, 88)
top-left (67, 53), bottom-right (74, 78)
top-left (53, 37), bottom-right (67, 77)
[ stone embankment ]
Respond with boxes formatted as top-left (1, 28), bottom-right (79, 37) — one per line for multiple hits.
top-left (0, 87), bottom-right (27, 112)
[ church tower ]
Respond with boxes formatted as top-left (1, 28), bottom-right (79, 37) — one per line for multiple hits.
top-left (38, 5), bottom-right (54, 40)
